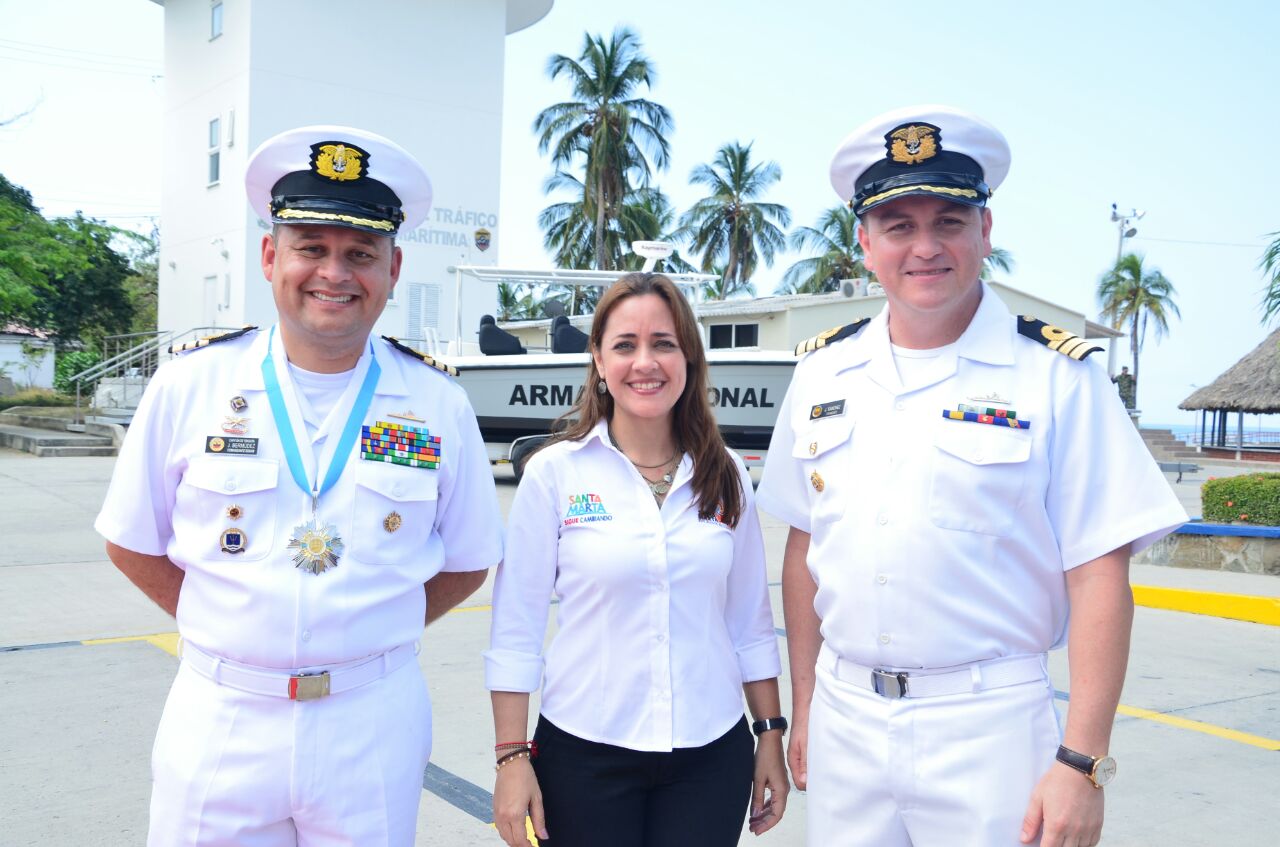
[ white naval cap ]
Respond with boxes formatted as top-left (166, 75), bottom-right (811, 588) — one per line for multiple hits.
top-left (245, 125), bottom-right (432, 236)
top-left (828, 105), bottom-right (1010, 217)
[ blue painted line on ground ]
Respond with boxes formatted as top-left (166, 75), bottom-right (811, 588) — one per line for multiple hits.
top-left (1177, 521), bottom-right (1280, 538)
top-left (423, 763), bottom-right (493, 823)
top-left (0, 640), bottom-right (81, 652)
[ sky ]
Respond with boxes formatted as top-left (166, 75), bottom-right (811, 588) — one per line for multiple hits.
top-left (3, 0), bottom-right (1279, 429)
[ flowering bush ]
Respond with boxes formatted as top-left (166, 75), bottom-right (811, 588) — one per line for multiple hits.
top-left (1202, 473), bottom-right (1280, 526)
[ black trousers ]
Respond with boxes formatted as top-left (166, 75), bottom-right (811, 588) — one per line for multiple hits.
top-left (531, 715), bottom-right (755, 847)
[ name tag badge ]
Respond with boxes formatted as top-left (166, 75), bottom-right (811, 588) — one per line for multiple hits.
top-left (810, 399), bottom-right (846, 421)
top-left (206, 436), bottom-right (260, 455)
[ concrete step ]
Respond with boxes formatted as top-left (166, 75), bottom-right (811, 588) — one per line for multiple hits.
top-left (34, 444), bottom-right (119, 458)
top-left (0, 423), bottom-right (115, 457)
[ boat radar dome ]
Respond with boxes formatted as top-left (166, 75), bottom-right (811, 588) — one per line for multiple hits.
top-left (632, 241), bottom-right (675, 273)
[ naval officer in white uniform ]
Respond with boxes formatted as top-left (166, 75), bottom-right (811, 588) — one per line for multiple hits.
top-left (757, 106), bottom-right (1187, 847)
top-left (95, 125), bottom-right (503, 846)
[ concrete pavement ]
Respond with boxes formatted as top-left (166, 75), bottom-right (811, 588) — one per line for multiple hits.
top-left (1, 455), bottom-right (1276, 846)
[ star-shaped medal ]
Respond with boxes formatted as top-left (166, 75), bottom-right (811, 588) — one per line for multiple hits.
top-left (287, 517), bottom-right (344, 575)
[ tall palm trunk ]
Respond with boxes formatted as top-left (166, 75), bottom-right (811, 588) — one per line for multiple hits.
top-left (1130, 310), bottom-right (1141, 408)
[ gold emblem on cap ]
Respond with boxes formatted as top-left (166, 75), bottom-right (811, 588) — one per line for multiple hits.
top-left (313, 143), bottom-right (365, 182)
top-left (226, 504), bottom-right (243, 520)
top-left (383, 511), bottom-right (402, 533)
top-left (888, 123), bottom-right (939, 165)
top-left (810, 471), bottom-right (825, 492)
top-left (809, 442), bottom-right (818, 456)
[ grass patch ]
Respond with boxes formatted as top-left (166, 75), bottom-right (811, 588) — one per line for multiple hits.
top-left (1, 389), bottom-right (79, 409)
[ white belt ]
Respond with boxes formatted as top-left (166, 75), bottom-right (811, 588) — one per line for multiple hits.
top-left (819, 642), bottom-right (1047, 699)
top-left (182, 641), bottom-right (419, 701)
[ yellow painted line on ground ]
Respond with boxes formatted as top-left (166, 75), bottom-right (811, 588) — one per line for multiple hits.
top-left (488, 820), bottom-right (540, 845)
top-left (1115, 703), bottom-right (1280, 751)
top-left (450, 603), bottom-right (493, 613)
top-left (1132, 584), bottom-right (1280, 626)
top-left (82, 632), bottom-right (181, 657)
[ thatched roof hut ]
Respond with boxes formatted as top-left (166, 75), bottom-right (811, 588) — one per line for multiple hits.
top-left (1181, 328), bottom-right (1280, 413)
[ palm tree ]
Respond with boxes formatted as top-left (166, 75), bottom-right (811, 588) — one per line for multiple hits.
top-left (981, 246), bottom-right (1015, 280)
top-left (1261, 231), bottom-right (1280, 324)
top-left (533, 28), bottom-right (673, 271)
top-left (1097, 253), bottom-right (1180, 408)
top-left (779, 206), bottom-right (867, 294)
top-left (679, 141), bottom-right (790, 298)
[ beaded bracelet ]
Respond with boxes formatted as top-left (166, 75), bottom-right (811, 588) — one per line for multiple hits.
top-left (495, 749), bottom-right (532, 771)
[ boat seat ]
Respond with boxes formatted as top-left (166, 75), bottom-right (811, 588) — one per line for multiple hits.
top-left (478, 314), bottom-right (526, 355)
top-left (551, 315), bottom-right (588, 354)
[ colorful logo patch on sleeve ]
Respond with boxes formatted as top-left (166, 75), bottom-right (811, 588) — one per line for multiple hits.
top-left (942, 408), bottom-right (1030, 430)
top-left (360, 420), bottom-right (441, 469)
top-left (562, 493), bottom-right (612, 526)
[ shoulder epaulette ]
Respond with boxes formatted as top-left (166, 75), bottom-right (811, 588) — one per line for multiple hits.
top-left (794, 318), bottom-right (871, 356)
top-left (382, 336), bottom-right (459, 377)
top-left (1016, 315), bottom-right (1103, 361)
top-left (169, 325), bottom-right (258, 354)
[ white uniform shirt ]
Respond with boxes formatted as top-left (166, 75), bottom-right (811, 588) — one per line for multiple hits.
top-left (95, 327), bottom-right (503, 668)
top-left (485, 420), bottom-right (781, 752)
top-left (757, 286), bottom-right (1187, 670)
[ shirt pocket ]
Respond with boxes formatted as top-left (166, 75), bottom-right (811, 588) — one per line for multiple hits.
top-left (175, 456), bottom-right (280, 562)
top-left (349, 461), bottom-right (439, 564)
top-left (928, 419), bottom-right (1032, 537)
top-left (791, 416), bottom-right (855, 526)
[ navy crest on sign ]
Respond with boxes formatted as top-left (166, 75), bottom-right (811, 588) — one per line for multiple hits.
top-left (474, 227), bottom-right (491, 252)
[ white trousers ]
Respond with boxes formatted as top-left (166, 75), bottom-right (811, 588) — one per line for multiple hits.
top-left (807, 652), bottom-right (1061, 847)
top-left (147, 656), bottom-right (432, 847)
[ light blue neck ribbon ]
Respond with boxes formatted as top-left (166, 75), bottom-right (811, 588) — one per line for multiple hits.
top-left (261, 327), bottom-right (381, 503)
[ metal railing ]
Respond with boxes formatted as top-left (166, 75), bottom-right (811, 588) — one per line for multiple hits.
top-left (69, 326), bottom-right (237, 422)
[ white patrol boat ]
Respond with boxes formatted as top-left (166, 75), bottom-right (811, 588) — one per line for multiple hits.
top-left (434, 243), bottom-right (797, 477)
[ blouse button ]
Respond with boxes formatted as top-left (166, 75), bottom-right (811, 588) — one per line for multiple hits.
top-left (879, 633), bottom-right (891, 644)
top-left (656, 633), bottom-right (666, 643)
top-left (877, 574), bottom-right (888, 585)
top-left (224, 480), bottom-right (237, 492)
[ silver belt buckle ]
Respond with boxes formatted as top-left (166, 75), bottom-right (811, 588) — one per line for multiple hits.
top-left (289, 671), bottom-right (331, 701)
top-left (871, 669), bottom-right (909, 698)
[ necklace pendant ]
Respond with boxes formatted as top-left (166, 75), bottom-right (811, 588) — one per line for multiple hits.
top-left (287, 516), bottom-right (344, 575)
top-left (652, 480), bottom-right (671, 496)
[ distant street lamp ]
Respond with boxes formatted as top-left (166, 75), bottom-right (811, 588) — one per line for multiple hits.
top-left (1110, 203), bottom-right (1146, 265)
top-left (1103, 203), bottom-right (1146, 379)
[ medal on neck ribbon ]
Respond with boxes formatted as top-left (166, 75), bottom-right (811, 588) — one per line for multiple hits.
top-left (262, 328), bottom-right (381, 574)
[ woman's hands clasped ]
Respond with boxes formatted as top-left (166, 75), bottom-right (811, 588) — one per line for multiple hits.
top-left (493, 758), bottom-right (548, 847)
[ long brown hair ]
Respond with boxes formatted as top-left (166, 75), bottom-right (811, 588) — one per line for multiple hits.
top-left (553, 273), bottom-right (743, 527)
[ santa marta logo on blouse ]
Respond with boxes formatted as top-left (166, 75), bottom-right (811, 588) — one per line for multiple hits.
top-left (563, 493), bottom-right (612, 526)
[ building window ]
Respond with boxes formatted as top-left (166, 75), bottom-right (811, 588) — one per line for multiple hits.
top-left (709, 323), bottom-right (759, 349)
top-left (210, 2), bottom-right (224, 39)
top-left (207, 117), bottom-right (221, 186)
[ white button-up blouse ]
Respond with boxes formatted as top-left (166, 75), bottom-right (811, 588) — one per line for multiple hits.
top-left (485, 420), bottom-right (781, 752)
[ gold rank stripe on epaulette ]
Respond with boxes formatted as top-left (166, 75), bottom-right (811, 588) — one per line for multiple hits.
top-left (381, 336), bottom-right (459, 377)
top-left (794, 318), bottom-right (871, 356)
top-left (1016, 316), bottom-right (1104, 361)
top-left (169, 325), bottom-right (258, 354)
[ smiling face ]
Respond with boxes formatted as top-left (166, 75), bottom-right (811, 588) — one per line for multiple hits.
top-left (858, 194), bottom-right (992, 346)
top-left (592, 293), bottom-right (688, 430)
top-left (261, 224), bottom-right (402, 371)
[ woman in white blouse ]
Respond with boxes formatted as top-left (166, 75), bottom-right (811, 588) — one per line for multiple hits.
top-left (486, 273), bottom-right (788, 846)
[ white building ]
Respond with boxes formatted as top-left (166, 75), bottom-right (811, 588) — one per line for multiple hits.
top-left (150, 0), bottom-right (552, 347)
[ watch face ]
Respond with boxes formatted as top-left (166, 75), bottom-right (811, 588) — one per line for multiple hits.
top-left (1093, 756), bottom-right (1117, 786)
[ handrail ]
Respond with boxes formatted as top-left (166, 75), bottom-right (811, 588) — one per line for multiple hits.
top-left (70, 325), bottom-right (238, 421)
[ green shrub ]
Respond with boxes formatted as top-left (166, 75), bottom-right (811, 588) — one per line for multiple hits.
top-left (55, 350), bottom-right (101, 395)
top-left (2, 388), bottom-right (78, 409)
top-left (1201, 473), bottom-right (1280, 526)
